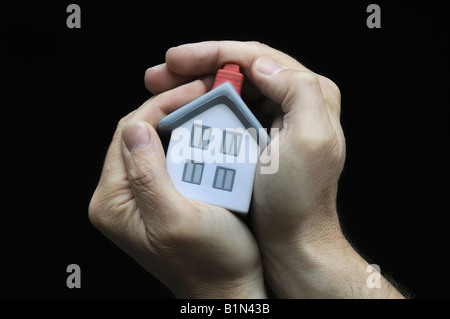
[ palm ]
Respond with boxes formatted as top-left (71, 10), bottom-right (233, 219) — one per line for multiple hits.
top-left (100, 129), bottom-right (262, 285)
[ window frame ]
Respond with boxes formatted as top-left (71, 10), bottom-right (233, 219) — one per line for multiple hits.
top-left (212, 166), bottom-right (236, 192)
top-left (190, 124), bottom-right (212, 150)
top-left (221, 130), bottom-right (243, 157)
top-left (182, 161), bottom-right (205, 185)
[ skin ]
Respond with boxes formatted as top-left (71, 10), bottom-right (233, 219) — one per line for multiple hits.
top-left (89, 41), bottom-right (404, 298)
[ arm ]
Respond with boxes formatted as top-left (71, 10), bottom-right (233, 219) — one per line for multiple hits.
top-left (88, 79), bottom-right (267, 298)
top-left (146, 41), bottom-right (405, 299)
top-left (261, 219), bottom-right (404, 298)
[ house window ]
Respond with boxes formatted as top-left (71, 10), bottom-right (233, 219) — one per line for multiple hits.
top-left (222, 130), bottom-right (242, 156)
top-left (191, 124), bottom-right (212, 150)
top-left (213, 167), bottom-right (236, 192)
top-left (182, 161), bottom-right (204, 185)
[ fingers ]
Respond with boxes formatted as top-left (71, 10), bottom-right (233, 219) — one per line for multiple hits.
top-left (251, 56), bottom-right (333, 144)
top-left (168, 41), bottom-right (310, 74)
top-left (145, 41), bottom-right (310, 94)
top-left (99, 79), bottom-right (208, 189)
top-left (145, 62), bottom-right (216, 95)
top-left (145, 41), bottom-right (341, 122)
top-left (121, 122), bottom-right (179, 223)
top-left (166, 41), bottom-right (260, 75)
top-left (144, 63), bottom-right (196, 94)
top-left (132, 78), bottom-right (209, 127)
top-left (143, 41), bottom-right (341, 153)
top-left (91, 78), bottom-right (208, 242)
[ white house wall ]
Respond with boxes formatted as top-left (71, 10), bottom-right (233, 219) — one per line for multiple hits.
top-left (166, 103), bottom-right (259, 214)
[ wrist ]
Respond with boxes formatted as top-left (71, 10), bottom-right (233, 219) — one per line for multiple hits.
top-left (260, 224), bottom-right (350, 298)
top-left (252, 196), bottom-right (341, 245)
top-left (172, 271), bottom-right (268, 299)
top-left (261, 228), bottom-right (404, 299)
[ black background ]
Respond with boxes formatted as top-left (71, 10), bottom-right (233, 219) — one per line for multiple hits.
top-left (1, 1), bottom-right (449, 300)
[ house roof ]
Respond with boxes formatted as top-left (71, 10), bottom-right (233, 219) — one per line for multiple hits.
top-left (158, 82), bottom-right (271, 147)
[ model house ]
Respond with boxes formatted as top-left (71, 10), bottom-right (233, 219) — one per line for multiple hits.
top-left (158, 80), bottom-right (270, 214)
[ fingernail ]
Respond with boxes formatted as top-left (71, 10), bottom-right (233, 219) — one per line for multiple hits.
top-left (255, 57), bottom-right (284, 76)
top-left (146, 63), bottom-right (165, 73)
top-left (170, 43), bottom-right (193, 50)
top-left (122, 122), bottom-right (150, 152)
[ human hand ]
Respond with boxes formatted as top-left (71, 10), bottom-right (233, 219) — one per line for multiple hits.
top-left (146, 41), bottom-right (404, 298)
top-left (88, 80), bottom-right (266, 298)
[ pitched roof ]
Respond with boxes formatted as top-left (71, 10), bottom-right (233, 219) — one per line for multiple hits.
top-left (158, 82), bottom-right (271, 147)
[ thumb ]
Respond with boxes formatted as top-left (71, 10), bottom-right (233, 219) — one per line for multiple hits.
top-left (251, 56), bottom-right (332, 139)
top-left (121, 121), bottom-right (178, 221)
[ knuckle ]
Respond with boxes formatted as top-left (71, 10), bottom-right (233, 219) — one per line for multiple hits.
top-left (320, 76), bottom-right (341, 102)
top-left (110, 115), bottom-right (131, 143)
top-left (88, 187), bottom-right (107, 229)
top-left (292, 129), bottom-right (345, 170)
top-left (127, 163), bottom-right (171, 210)
top-left (117, 115), bottom-right (129, 130)
top-left (293, 129), bottom-right (335, 155)
top-left (117, 111), bottom-right (137, 131)
top-left (88, 186), bottom-right (135, 235)
top-left (291, 71), bottom-right (320, 87)
top-left (129, 164), bottom-right (158, 191)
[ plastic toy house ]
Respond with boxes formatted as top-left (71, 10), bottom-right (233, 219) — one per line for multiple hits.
top-left (158, 65), bottom-right (270, 214)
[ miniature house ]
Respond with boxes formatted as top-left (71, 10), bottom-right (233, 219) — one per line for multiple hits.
top-left (158, 82), bottom-right (270, 214)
